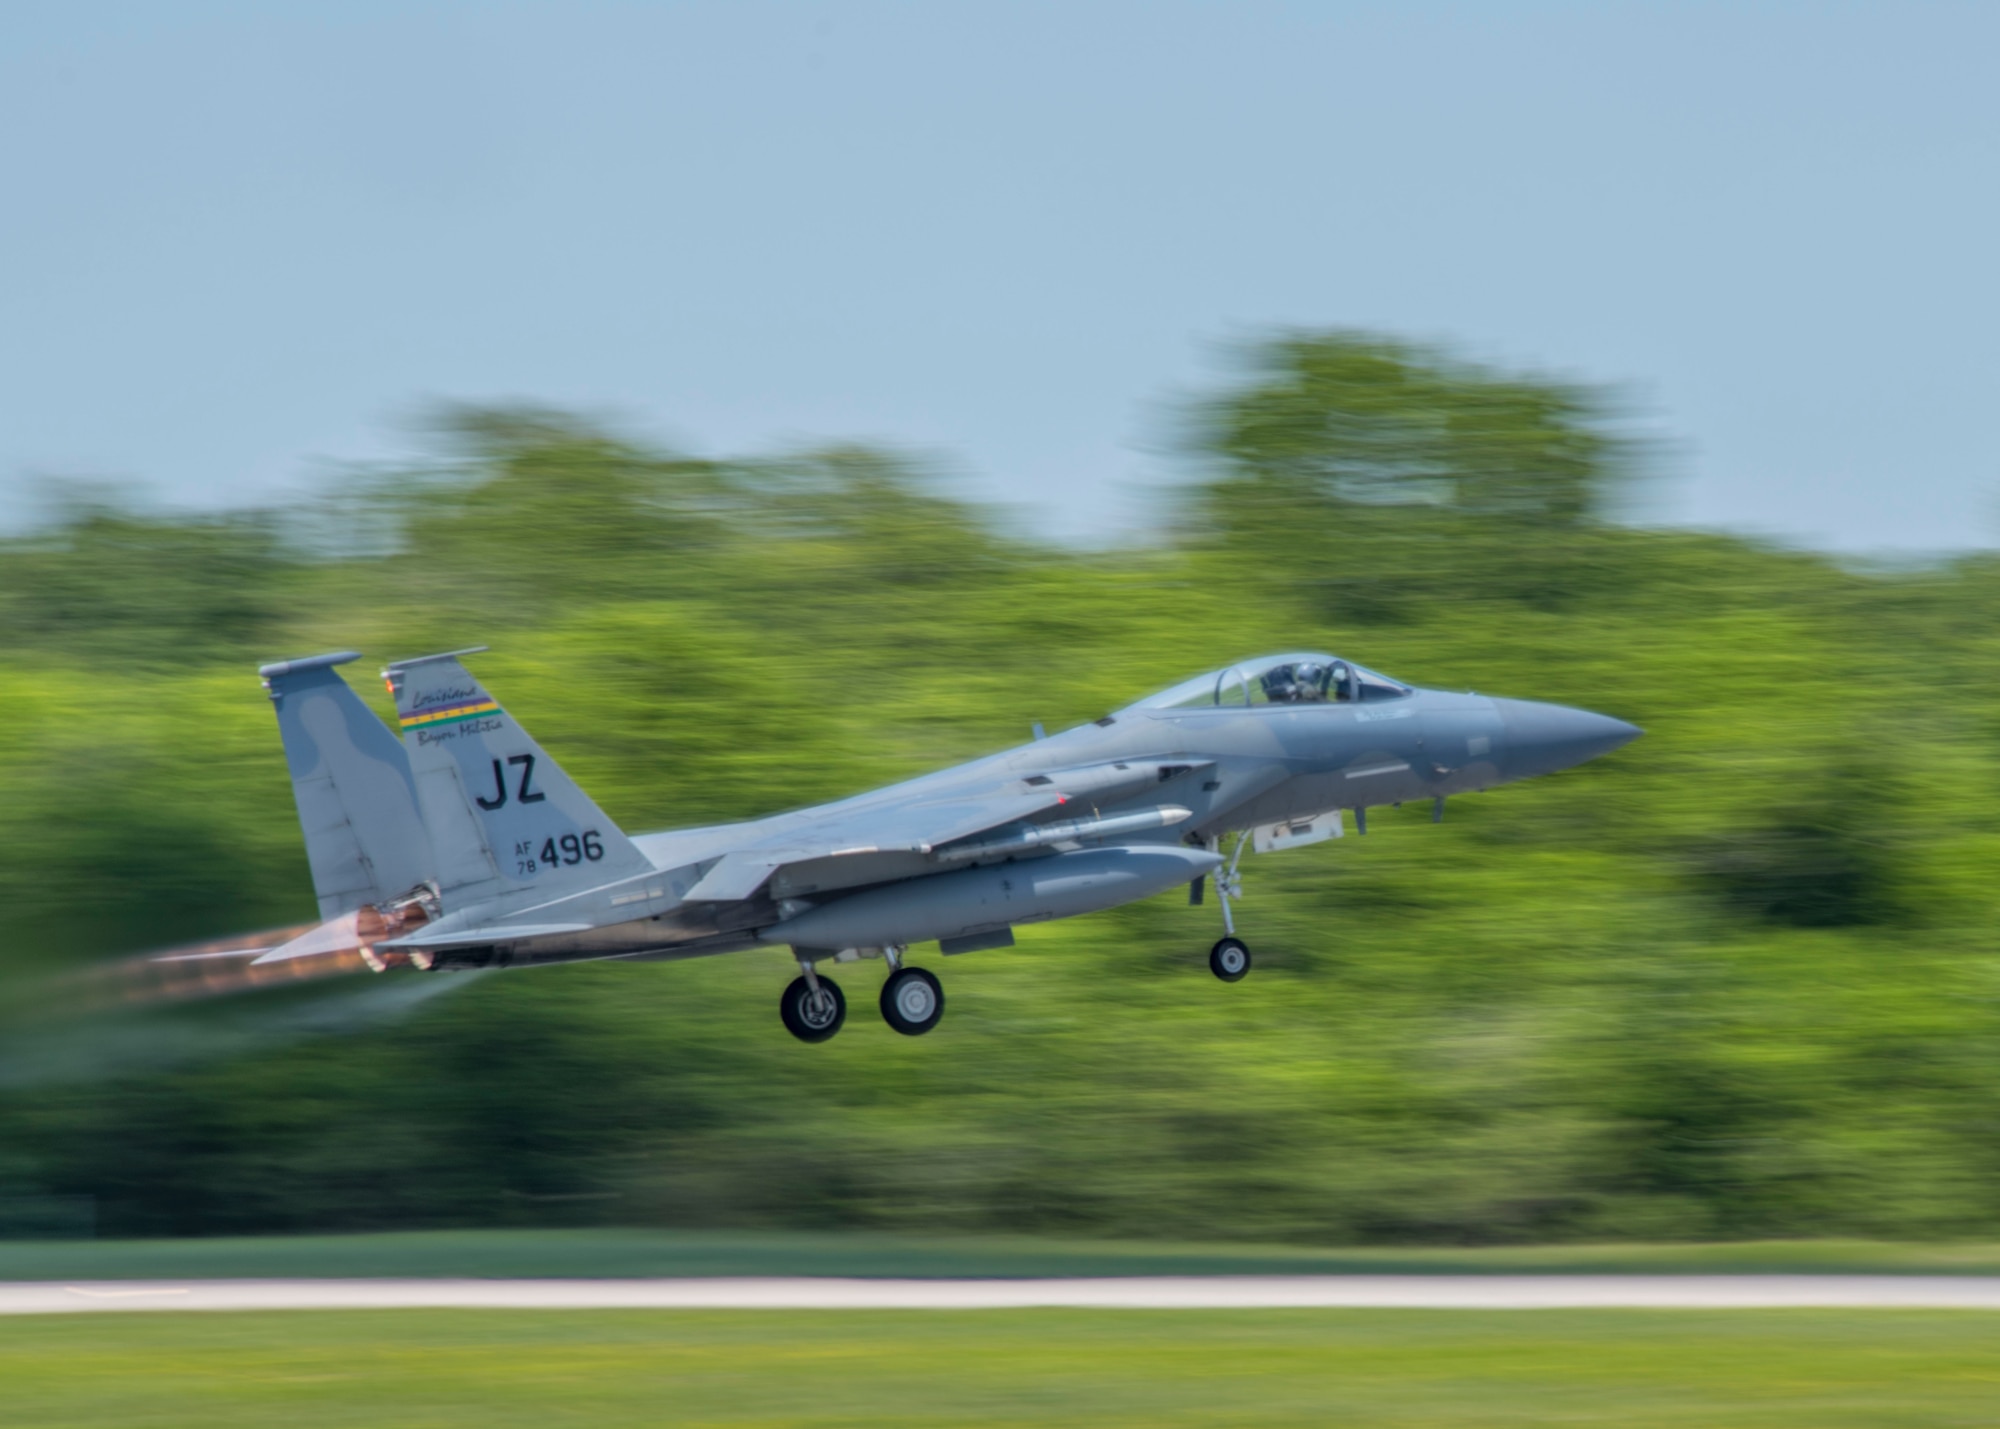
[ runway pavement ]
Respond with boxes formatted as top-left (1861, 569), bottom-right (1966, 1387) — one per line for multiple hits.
top-left (10, 1275), bottom-right (2000, 1313)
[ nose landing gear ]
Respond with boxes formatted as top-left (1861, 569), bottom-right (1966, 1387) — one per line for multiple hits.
top-left (1208, 832), bottom-right (1253, 982)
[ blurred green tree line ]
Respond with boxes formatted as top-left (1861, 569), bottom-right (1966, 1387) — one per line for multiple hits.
top-left (5, 330), bottom-right (2000, 1244)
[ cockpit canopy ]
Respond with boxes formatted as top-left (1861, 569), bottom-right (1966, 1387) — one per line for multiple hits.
top-left (1128, 653), bottom-right (1412, 711)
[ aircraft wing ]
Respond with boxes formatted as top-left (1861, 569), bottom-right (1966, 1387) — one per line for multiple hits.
top-left (683, 790), bottom-right (1063, 901)
top-left (682, 759), bottom-right (1208, 904)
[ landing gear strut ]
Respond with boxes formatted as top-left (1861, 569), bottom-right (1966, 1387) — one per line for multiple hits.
top-left (780, 960), bottom-right (846, 1042)
top-left (1208, 831), bottom-right (1253, 982)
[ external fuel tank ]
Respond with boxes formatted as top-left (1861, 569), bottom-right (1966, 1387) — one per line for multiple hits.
top-left (758, 843), bottom-right (1221, 952)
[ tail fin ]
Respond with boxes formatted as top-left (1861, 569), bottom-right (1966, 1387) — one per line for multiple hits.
top-left (260, 652), bottom-right (438, 920)
top-left (384, 649), bottom-right (651, 905)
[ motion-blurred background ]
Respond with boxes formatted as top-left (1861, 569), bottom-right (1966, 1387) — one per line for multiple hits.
top-left (3, 3), bottom-right (1997, 1249)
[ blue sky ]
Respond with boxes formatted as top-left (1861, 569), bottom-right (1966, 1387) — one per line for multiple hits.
top-left (2, 1), bottom-right (1994, 550)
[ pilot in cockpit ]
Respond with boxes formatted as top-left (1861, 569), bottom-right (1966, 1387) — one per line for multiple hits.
top-left (1263, 661), bottom-right (1330, 703)
top-left (1261, 660), bottom-right (1362, 704)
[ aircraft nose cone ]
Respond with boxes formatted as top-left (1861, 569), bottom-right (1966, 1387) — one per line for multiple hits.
top-left (1494, 699), bottom-right (1642, 780)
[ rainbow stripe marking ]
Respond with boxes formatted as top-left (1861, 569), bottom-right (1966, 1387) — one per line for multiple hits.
top-left (399, 698), bottom-right (501, 732)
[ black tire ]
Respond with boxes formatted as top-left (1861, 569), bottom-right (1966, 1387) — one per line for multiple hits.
top-left (880, 966), bottom-right (945, 1036)
top-left (780, 973), bottom-right (846, 1042)
top-left (1209, 937), bottom-right (1251, 982)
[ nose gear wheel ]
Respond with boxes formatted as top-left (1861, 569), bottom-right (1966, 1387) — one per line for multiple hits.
top-left (1210, 937), bottom-right (1251, 982)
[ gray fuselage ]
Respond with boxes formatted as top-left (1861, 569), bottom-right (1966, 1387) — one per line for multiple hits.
top-left (433, 680), bottom-right (1638, 971)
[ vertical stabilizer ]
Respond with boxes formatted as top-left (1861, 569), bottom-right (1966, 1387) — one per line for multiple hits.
top-left (384, 650), bottom-right (651, 905)
top-left (260, 652), bottom-right (437, 920)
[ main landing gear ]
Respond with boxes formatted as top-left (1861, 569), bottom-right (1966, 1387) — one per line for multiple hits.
top-left (780, 963), bottom-right (846, 1042)
top-left (1207, 832), bottom-right (1253, 983)
top-left (780, 948), bottom-right (945, 1042)
top-left (881, 963), bottom-right (944, 1036)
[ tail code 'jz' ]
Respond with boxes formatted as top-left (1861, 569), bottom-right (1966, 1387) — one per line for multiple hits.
top-left (383, 650), bottom-right (648, 901)
top-left (473, 754), bottom-right (545, 810)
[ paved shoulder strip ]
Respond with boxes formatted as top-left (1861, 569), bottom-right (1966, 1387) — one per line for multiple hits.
top-left (9, 1276), bottom-right (2000, 1313)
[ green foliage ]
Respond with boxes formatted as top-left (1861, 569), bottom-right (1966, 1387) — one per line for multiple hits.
top-left (1694, 758), bottom-right (1913, 929)
top-left (0, 497), bottom-right (285, 661)
top-left (2, 337), bottom-right (1999, 1247)
top-left (19, 1228), bottom-right (2000, 1279)
top-left (1190, 332), bottom-right (1647, 621)
top-left (1199, 330), bottom-right (1624, 521)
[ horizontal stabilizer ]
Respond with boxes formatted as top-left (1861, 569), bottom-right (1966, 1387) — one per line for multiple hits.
top-left (378, 922), bottom-right (593, 948)
top-left (250, 910), bottom-right (367, 966)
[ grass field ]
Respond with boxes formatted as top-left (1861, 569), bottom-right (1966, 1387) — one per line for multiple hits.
top-left (11, 1234), bottom-right (1999, 1424)
top-left (12, 1229), bottom-right (2000, 1281)
top-left (4, 1308), bottom-right (1999, 1427)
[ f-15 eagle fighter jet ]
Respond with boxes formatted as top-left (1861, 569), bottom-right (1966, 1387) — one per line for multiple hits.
top-left (244, 649), bottom-right (1638, 1042)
